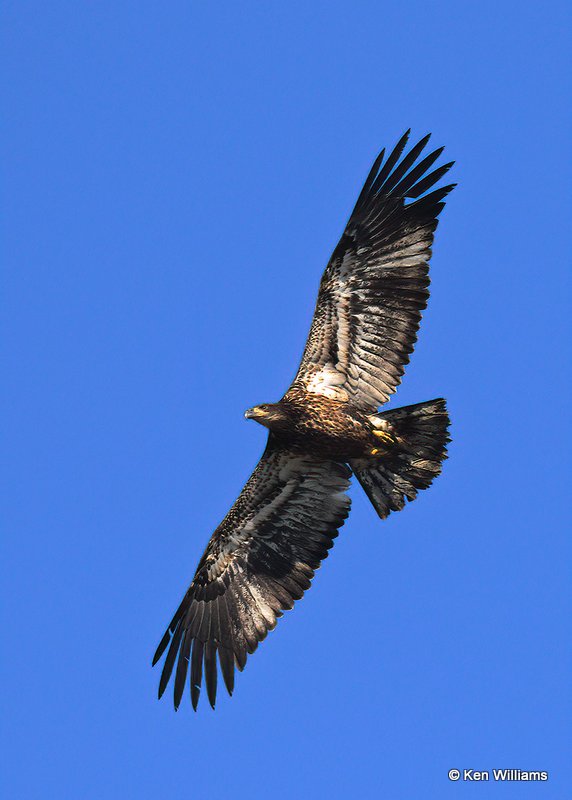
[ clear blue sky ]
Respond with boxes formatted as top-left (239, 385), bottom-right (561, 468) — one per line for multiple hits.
top-left (2, 2), bottom-right (571, 798)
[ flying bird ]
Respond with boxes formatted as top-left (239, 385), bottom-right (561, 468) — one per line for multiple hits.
top-left (153, 130), bottom-right (455, 710)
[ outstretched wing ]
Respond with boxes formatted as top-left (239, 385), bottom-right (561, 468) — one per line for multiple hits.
top-left (286, 131), bottom-right (455, 411)
top-left (153, 442), bottom-right (351, 710)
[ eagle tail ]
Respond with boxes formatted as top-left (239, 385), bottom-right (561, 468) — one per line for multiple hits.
top-left (350, 398), bottom-right (450, 519)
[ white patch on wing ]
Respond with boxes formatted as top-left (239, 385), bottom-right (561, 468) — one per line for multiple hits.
top-left (305, 251), bottom-right (354, 401)
top-left (306, 362), bottom-right (349, 401)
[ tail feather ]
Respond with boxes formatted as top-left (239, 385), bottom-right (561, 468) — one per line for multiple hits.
top-left (350, 398), bottom-right (450, 519)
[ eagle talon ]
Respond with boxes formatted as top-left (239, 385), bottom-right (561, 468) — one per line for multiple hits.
top-left (372, 430), bottom-right (395, 446)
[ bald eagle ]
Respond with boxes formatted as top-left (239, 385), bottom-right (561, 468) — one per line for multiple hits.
top-left (153, 131), bottom-right (455, 710)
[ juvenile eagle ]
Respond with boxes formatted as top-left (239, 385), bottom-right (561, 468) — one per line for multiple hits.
top-left (153, 131), bottom-right (455, 710)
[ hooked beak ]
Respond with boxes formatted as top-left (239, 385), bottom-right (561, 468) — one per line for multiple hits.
top-left (244, 408), bottom-right (258, 420)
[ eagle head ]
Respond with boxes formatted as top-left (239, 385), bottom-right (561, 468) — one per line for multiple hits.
top-left (244, 403), bottom-right (289, 430)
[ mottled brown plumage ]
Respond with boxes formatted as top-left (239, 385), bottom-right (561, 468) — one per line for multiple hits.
top-left (153, 131), bottom-right (454, 710)
top-left (245, 391), bottom-right (380, 460)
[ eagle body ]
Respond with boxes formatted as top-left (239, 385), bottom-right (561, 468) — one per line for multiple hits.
top-left (246, 393), bottom-right (379, 460)
top-left (154, 131), bottom-right (455, 710)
